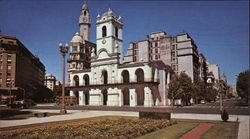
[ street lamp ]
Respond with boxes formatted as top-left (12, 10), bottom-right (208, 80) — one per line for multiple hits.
top-left (219, 80), bottom-right (224, 112)
top-left (59, 43), bottom-right (68, 114)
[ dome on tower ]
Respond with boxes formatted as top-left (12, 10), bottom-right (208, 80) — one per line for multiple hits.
top-left (71, 32), bottom-right (83, 43)
top-left (82, 3), bottom-right (88, 10)
top-left (97, 8), bottom-right (122, 24)
top-left (102, 8), bottom-right (118, 18)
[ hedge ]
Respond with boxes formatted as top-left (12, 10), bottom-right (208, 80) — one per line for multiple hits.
top-left (139, 111), bottom-right (171, 120)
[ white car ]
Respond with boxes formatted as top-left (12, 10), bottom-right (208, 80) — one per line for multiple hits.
top-left (200, 100), bottom-right (205, 104)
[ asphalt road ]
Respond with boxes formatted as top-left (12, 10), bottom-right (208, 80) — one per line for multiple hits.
top-left (31, 99), bottom-right (249, 115)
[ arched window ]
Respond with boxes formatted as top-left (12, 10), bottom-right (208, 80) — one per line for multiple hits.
top-left (135, 68), bottom-right (144, 83)
top-left (102, 26), bottom-right (107, 37)
top-left (122, 87), bottom-right (130, 105)
top-left (121, 70), bottom-right (129, 83)
top-left (83, 74), bottom-right (90, 85)
top-left (73, 75), bottom-right (79, 86)
top-left (115, 27), bottom-right (118, 38)
top-left (84, 11), bottom-right (87, 16)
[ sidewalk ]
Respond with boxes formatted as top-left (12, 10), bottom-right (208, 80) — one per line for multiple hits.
top-left (0, 109), bottom-right (249, 139)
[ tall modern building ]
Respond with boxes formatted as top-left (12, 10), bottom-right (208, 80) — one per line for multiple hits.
top-left (0, 34), bottom-right (45, 98)
top-left (124, 31), bottom-right (202, 82)
top-left (208, 64), bottom-right (220, 83)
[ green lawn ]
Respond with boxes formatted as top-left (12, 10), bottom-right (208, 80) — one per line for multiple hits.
top-left (138, 119), bottom-right (239, 139)
top-left (0, 115), bottom-right (239, 139)
top-left (201, 121), bottom-right (239, 139)
top-left (136, 121), bottom-right (198, 139)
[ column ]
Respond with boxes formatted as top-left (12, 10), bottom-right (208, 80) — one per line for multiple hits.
top-left (144, 87), bottom-right (153, 107)
top-left (78, 91), bottom-right (85, 106)
top-left (107, 88), bottom-right (120, 106)
top-left (118, 89), bottom-right (123, 106)
top-left (70, 90), bottom-right (75, 96)
top-left (89, 89), bottom-right (102, 105)
top-left (129, 89), bottom-right (137, 106)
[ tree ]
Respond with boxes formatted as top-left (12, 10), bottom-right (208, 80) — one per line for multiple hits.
top-left (205, 87), bottom-right (218, 102)
top-left (53, 85), bottom-right (62, 98)
top-left (168, 72), bottom-right (193, 106)
top-left (236, 70), bottom-right (250, 103)
top-left (192, 78), bottom-right (206, 104)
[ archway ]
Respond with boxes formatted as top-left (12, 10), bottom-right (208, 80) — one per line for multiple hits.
top-left (121, 70), bottom-right (130, 83)
top-left (122, 87), bottom-right (130, 105)
top-left (135, 68), bottom-right (144, 83)
top-left (85, 91), bottom-right (89, 105)
top-left (73, 75), bottom-right (79, 86)
top-left (83, 74), bottom-right (90, 85)
top-left (74, 91), bottom-right (79, 104)
top-left (102, 70), bottom-right (108, 84)
top-left (102, 89), bottom-right (108, 105)
top-left (136, 86), bottom-right (144, 105)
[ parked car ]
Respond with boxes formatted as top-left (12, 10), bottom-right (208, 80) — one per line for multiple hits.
top-left (8, 99), bottom-right (36, 108)
top-left (200, 100), bottom-right (205, 104)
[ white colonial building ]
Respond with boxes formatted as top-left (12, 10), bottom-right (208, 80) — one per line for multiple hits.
top-left (67, 4), bottom-right (171, 107)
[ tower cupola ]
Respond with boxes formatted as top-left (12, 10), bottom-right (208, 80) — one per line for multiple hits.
top-left (79, 3), bottom-right (91, 41)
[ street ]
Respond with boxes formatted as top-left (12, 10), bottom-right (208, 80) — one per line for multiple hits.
top-left (31, 99), bottom-right (249, 115)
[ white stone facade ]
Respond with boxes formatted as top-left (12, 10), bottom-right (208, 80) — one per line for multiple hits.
top-left (44, 73), bottom-right (56, 91)
top-left (67, 4), bottom-right (170, 107)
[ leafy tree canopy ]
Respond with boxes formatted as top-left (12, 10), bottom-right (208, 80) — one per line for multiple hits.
top-left (168, 72), bottom-right (193, 105)
top-left (236, 70), bottom-right (249, 102)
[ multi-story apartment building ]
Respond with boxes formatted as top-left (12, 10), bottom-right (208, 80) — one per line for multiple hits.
top-left (124, 31), bottom-right (202, 82)
top-left (0, 34), bottom-right (45, 97)
top-left (44, 73), bottom-right (56, 91)
top-left (208, 64), bottom-right (220, 83)
top-left (198, 53), bottom-right (208, 82)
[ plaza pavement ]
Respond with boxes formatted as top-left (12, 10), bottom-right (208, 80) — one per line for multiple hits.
top-left (0, 109), bottom-right (249, 139)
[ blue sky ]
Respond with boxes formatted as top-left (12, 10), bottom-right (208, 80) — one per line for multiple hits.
top-left (0, 0), bottom-right (249, 85)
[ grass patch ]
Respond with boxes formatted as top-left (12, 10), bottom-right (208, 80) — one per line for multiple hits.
top-left (137, 119), bottom-right (238, 139)
top-left (201, 121), bottom-right (239, 139)
top-left (137, 121), bottom-right (197, 139)
top-left (0, 117), bottom-right (175, 139)
top-left (0, 116), bottom-right (238, 139)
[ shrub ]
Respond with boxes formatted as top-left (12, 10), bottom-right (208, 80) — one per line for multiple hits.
top-left (139, 111), bottom-right (171, 120)
top-left (221, 109), bottom-right (229, 122)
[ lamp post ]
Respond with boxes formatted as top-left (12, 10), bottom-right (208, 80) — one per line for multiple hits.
top-left (59, 43), bottom-right (68, 114)
top-left (219, 81), bottom-right (224, 112)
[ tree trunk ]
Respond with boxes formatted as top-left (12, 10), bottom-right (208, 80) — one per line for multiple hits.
top-left (172, 97), bottom-right (174, 106)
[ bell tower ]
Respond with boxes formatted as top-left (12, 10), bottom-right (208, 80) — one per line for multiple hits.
top-left (79, 3), bottom-right (90, 41)
top-left (95, 8), bottom-right (123, 62)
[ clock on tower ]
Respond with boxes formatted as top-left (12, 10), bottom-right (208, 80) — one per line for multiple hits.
top-left (79, 3), bottom-right (90, 41)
